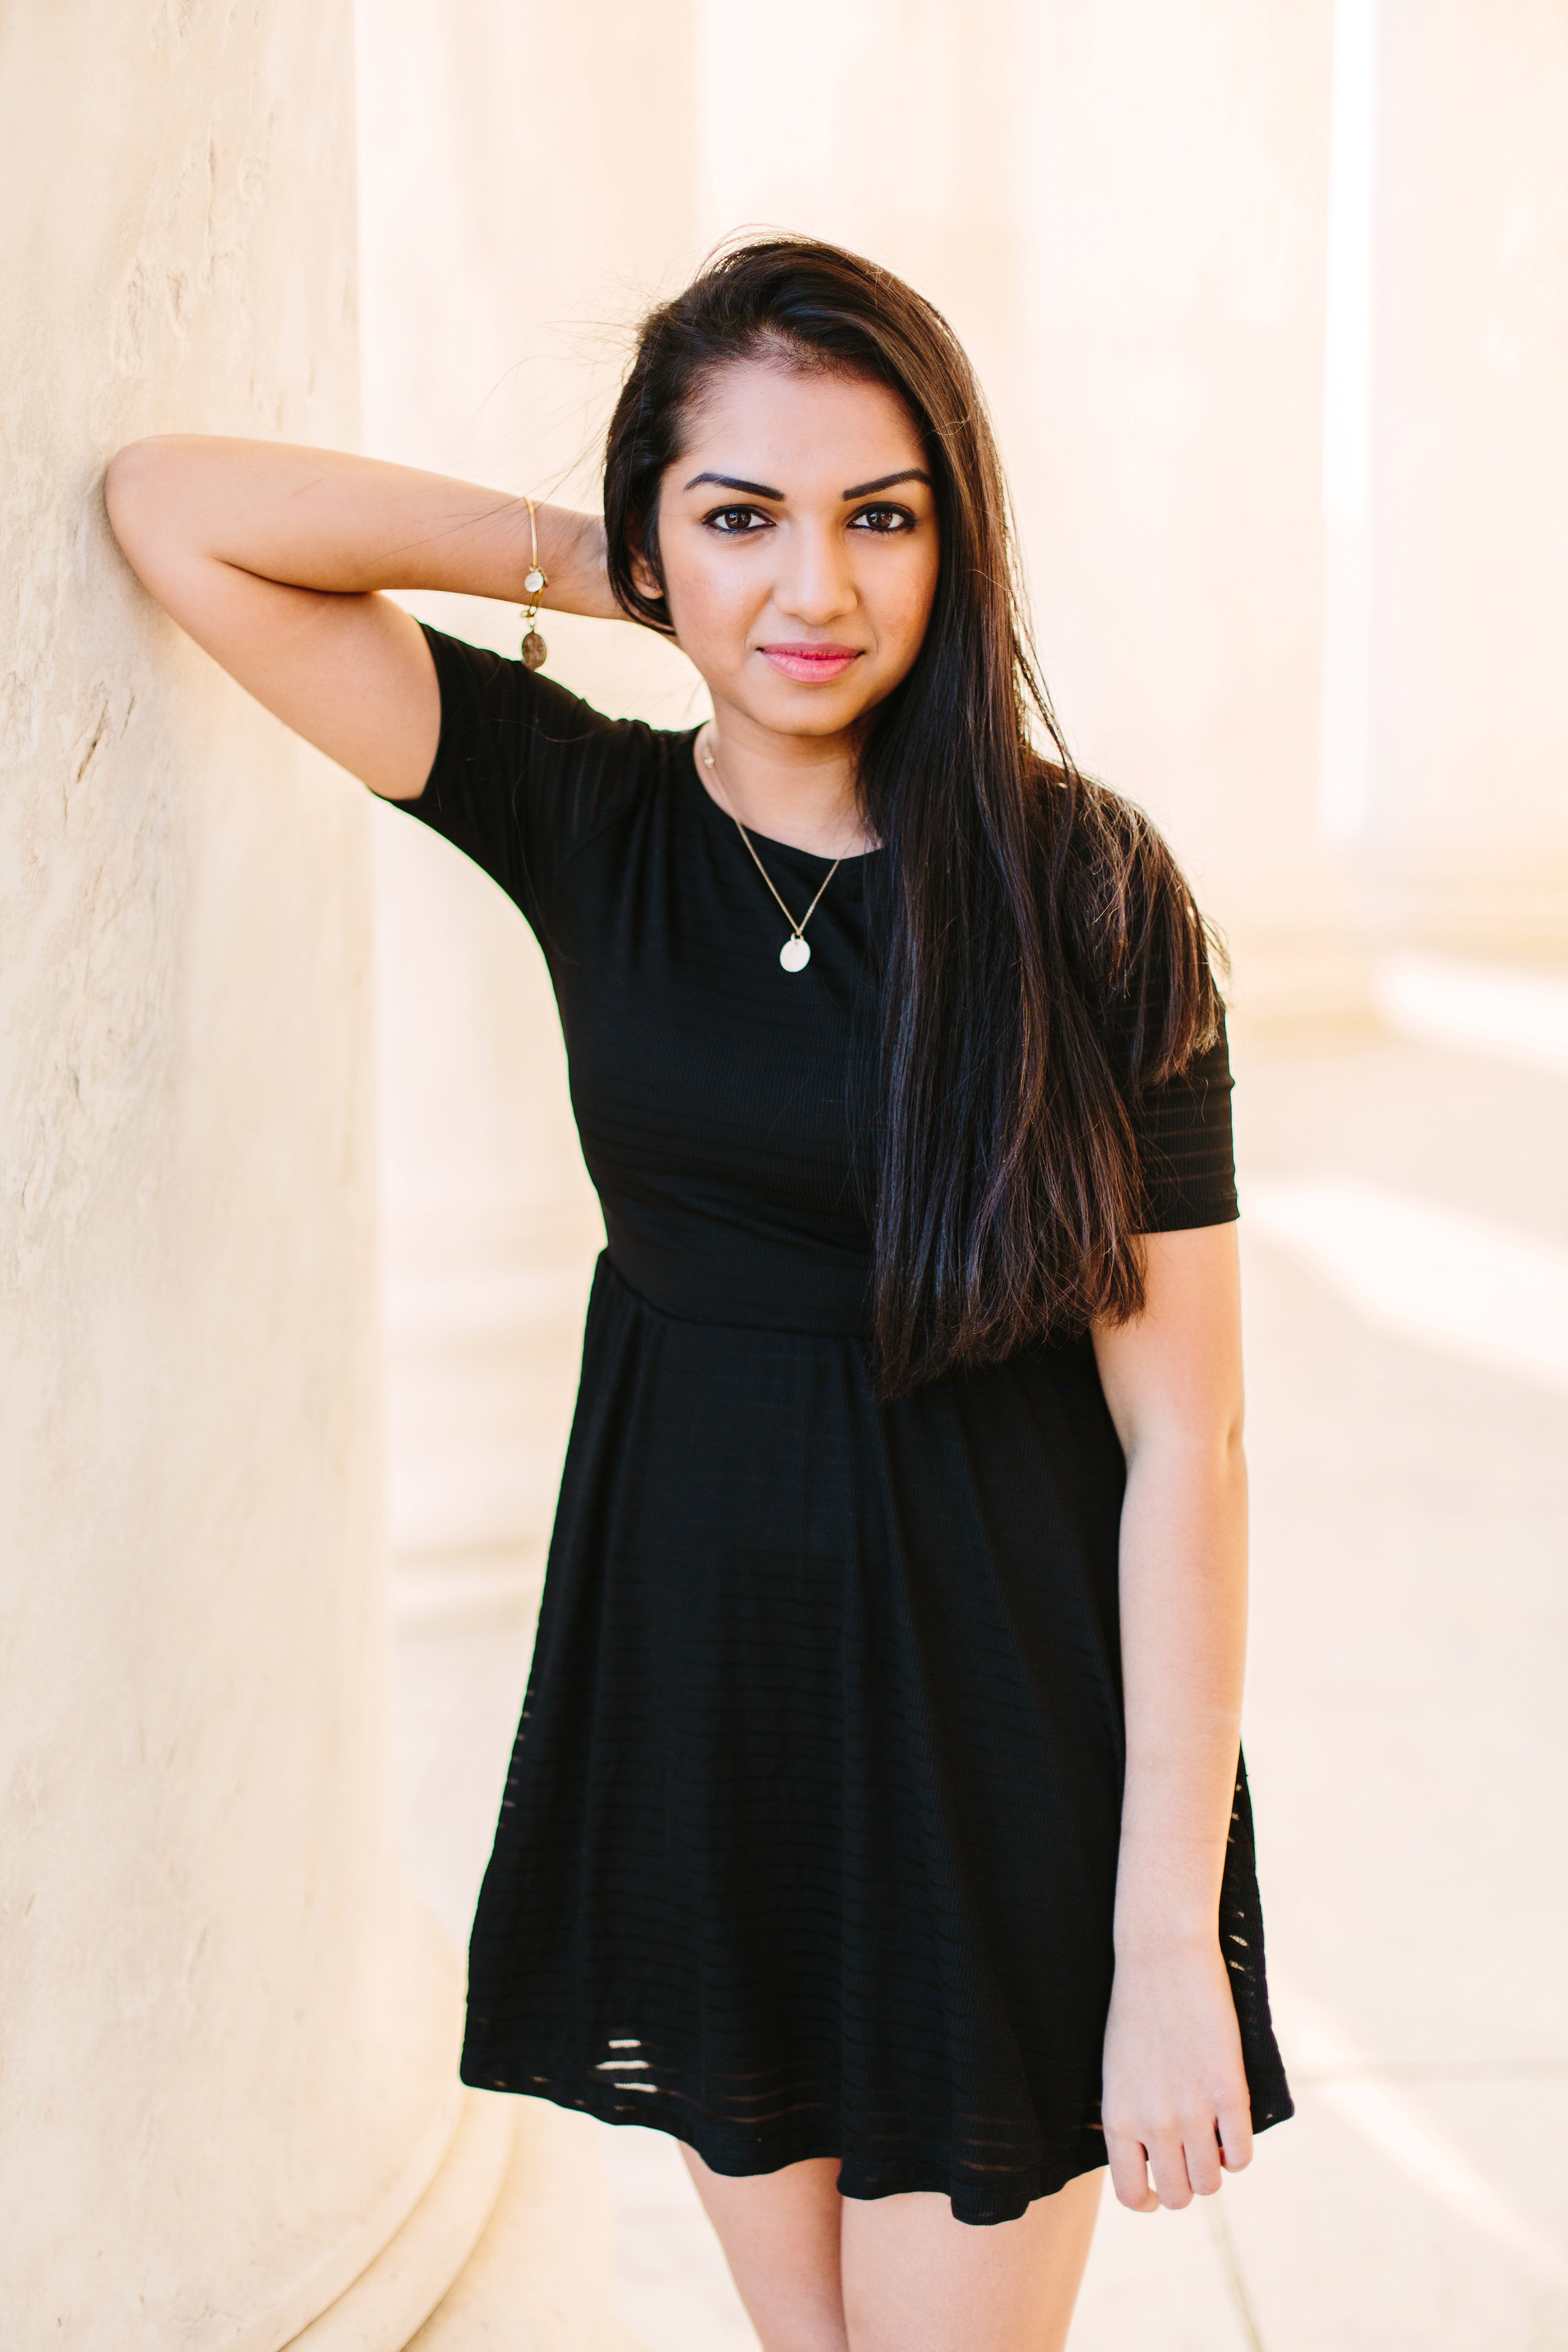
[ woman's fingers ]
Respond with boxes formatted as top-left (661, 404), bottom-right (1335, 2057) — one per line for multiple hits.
top-left (1218, 2102), bottom-right (1255, 2174)
top-left (1182, 2119), bottom-right (1224, 2198)
top-left (1109, 2096), bottom-right (1252, 2212)
top-left (1111, 2119), bottom-right (1243, 2208)
top-left (1146, 2131), bottom-right (1195, 2209)
top-left (1106, 2132), bottom-right (1160, 2212)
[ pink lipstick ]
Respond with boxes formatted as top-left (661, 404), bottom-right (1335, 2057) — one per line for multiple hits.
top-left (759, 643), bottom-right (862, 683)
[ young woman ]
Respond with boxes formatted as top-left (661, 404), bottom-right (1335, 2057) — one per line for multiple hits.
top-left (106, 236), bottom-right (1290, 2352)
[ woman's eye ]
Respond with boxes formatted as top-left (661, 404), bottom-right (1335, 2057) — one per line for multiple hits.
top-left (706, 506), bottom-right (770, 534)
top-left (851, 504), bottom-right (914, 534)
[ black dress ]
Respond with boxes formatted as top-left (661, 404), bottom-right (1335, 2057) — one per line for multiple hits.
top-left (394, 625), bottom-right (1292, 2227)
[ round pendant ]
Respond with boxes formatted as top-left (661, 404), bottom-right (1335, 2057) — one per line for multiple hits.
top-left (779, 935), bottom-right (811, 974)
top-left (520, 628), bottom-right (548, 672)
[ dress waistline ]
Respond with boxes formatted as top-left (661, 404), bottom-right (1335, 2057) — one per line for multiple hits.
top-left (597, 1247), bottom-right (874, 1342)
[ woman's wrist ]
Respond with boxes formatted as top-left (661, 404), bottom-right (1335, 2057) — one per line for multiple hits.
top-left (1112, 1921), bottom-right (1220, 1965)
top-left (533, 504), bottom-right (616, 620)
top-left (1112, 1846), bottom-right (1227, 1960)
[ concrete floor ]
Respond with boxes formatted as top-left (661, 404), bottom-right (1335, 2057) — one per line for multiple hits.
top-left (392, 989), bottom-right (1568, 2350)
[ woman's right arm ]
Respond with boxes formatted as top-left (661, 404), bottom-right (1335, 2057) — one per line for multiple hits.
top-left (103, 437), bottom-right (616, 801)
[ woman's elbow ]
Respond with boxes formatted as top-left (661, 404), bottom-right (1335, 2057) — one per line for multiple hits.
top-left (103, 439), bottom-right (160, 562)
top-left (1123, 1398), bottom-right (1246, 1483)
top-left (104, 435), bottom-right (201, 557)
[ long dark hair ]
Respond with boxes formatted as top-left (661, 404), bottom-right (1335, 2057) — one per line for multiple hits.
top-left (604, 236), bottom-right (1221, 1394)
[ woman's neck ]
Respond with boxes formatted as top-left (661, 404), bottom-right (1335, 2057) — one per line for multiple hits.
top-left (694, 706), bottom-right (874, 858)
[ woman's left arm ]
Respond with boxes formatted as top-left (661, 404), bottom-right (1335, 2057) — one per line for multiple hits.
top-left (1092, 1222), bottom-right (1254, 2212)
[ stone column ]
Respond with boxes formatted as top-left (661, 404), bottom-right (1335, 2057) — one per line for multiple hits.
top-left (1012, 0), bottom-right (1351, 1019)
top-left (1358, 0), bottom-right (1568, 952)
top-left (0, 7), bottom-right (530, 2344)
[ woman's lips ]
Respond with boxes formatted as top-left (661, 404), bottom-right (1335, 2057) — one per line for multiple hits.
top-left (758, 644), bottom-right (863, 683)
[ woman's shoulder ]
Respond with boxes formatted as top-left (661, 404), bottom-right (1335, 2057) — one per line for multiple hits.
top-left (419, 620), bottom-right (710, 820)
top-left (1038, 762), bottom-right (1224, 1093)
top-left (421, 622), bottom-right (673, 769)
top-left (1050, 766), bottom-right (1172, 890)
top-left (407, 623), bottom-right (692, 924)
top-left (1036, 767), bottom-right (1236, 1226)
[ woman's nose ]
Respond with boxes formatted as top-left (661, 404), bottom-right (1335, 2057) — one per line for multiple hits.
top-left (772, 523), bottom-right (858, 626)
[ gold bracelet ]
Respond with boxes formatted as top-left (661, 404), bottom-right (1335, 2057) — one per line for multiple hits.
top-left (520, 495), bottom-right (548, 671)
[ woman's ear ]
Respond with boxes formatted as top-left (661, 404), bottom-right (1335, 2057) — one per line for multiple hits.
top-left (629, 546), bottom-right (663, 603)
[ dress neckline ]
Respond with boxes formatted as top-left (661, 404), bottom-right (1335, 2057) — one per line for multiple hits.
top-left (681, 728), bottom-right (880, 869)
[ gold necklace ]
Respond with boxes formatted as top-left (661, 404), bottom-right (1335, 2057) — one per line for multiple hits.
top-left (699, 726), bottom-right (844, 974)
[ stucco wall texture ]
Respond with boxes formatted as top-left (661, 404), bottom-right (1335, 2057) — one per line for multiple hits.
top-left (0, 8), bottom-right (461, 2343)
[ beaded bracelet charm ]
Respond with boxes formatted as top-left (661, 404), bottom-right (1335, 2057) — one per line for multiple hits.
top-left (520, 495), bottom-right (548, 671)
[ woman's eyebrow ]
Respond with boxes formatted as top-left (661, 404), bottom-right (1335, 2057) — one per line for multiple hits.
top-left (842, 469), bottom-right (933, 499)
top-left (683, 471), bottom-right (785, 498)
top-left (681, 467), bottom-right (934, 500)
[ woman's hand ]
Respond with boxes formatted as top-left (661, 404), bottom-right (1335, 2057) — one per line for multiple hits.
top-left (103, 437), bottom-right (617, 800)
top-left (1101, 1937), bottom-right (1253, 2209)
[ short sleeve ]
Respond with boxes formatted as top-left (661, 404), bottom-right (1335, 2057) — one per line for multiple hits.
top-left (1130, 1012), bottom-right (1239, 1232)
top-left (388, 623), bottom-right (641, 930)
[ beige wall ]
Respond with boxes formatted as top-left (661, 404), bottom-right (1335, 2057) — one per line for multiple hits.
top-left (1016, 5), bottom-right (1339, 956)
top-left (0, 7), bottom-right (463, 2342)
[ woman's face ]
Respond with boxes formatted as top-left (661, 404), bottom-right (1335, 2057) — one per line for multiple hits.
top-left (644, 359), bottom-right (940, 741)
